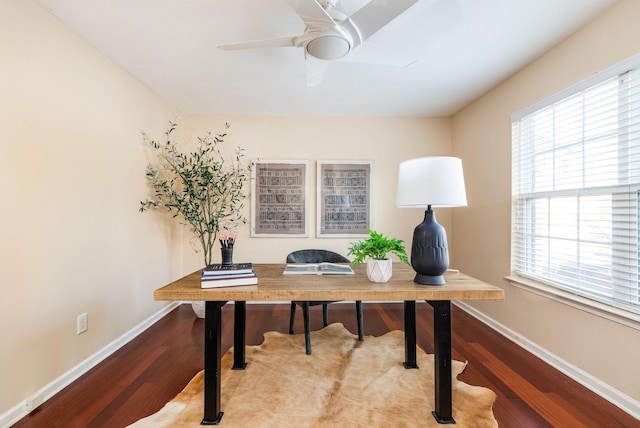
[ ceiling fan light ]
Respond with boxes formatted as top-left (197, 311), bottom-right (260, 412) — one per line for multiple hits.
top-left (306, 35), bottom-right (351, 60)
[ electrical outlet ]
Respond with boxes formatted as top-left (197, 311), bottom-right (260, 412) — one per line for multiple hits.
top-left (77, 313), bottom-right (88, 335)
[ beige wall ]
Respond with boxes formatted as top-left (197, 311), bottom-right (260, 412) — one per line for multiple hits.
top-left (452, 0), bottom-right (640, 405)
top-left (0, 0), bottom-right (178, 416)
top-left (1, 1), bottom-right (454, 419)
top-left (179, 115), bottom-right (453, 273)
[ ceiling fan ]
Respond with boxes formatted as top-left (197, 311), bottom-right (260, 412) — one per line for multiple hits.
top-left (218, 0), bottom-right (419, 86)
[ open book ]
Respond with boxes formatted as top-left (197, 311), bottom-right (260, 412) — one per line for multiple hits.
top-left (283, 262), bottom-right (354, 275)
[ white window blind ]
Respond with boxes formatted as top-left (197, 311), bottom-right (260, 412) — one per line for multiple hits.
top-left (511, 56), bottom-right (640, 316)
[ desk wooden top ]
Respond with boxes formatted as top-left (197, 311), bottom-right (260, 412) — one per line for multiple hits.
top-left (154, 263), bottom-right (504, 302)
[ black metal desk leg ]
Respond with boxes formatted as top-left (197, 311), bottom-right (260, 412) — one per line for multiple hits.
top-left (203, 301), bottom-right (227, 425)
top-left (428, 300), bottom-right (455, 424)
top-left (355, 300), bottom-right (364, 342)
top-left (403, 300), bottom-right (419, 369)
top-left (233, 301), bottom-right (247, 370)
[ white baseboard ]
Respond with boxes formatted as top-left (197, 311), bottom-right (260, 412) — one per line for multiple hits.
top-left (0, 302), bottom-right (181, 428)
top-left (454, 301), bottom-right (640, 420)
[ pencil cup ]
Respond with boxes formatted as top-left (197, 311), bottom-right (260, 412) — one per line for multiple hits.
top-left (221, 247), bottom-right (233, 266)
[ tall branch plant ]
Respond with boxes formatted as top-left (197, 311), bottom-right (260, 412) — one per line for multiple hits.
top-left (139, 122), bottom-right (249, 266)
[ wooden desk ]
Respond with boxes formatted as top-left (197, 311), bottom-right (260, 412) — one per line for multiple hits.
top-left (154, 263), bottom-right (504, 425)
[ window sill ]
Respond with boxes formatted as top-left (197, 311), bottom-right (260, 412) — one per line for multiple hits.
top-left (506, 275), bottom-right (640, 331)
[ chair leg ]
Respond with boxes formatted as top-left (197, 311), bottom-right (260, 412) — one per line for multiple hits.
top-left (322, 303), bottom-right (329, 327)
top-left (356, 300), bottom-right (364, 341)
top-left (289, 302), bottom-right (297, 335)
top-left (303, 302), bottom-right (311, 355)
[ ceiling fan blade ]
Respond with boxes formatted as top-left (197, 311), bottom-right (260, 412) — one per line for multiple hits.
top-left (305, 55), bottom-right (328, 87)
top-left (286, 0), bottom-right (335, 25)
top-left (218, 36), bottom-right (298, 51)
top-left (348, 0), bottom-right (419, 41)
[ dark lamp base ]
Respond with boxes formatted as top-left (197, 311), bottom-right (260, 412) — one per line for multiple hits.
top-left (409, 208), bottom-right (449, 287)
top-left (414, 273), bottom-right (445, 286)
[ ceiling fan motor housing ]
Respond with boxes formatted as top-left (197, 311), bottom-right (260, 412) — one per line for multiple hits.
top-left (303, 16), bottom-right (362, 61)
top-left (305, 34), bottom-right (351, 60)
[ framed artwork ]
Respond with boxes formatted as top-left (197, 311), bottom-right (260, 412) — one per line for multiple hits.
top-left (251, 160), bottom-right (310, 237)
top-left (317, 160), bottom-right (374, 237)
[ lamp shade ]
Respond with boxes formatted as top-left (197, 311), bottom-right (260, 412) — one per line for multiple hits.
top-left (396, 157), bottom-right (467, 208)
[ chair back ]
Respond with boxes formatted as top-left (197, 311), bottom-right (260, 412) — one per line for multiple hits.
top-left (286, 249), bottom-right (350, 264)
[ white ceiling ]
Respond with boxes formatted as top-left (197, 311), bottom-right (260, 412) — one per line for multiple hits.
top-left (35, 0), bottom-right (617, 117)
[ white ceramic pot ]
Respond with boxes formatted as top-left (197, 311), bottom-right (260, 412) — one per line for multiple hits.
top-left (191, 301), bottom-right (205, 318)
top-left (366, 258), bottom-right (393, 283)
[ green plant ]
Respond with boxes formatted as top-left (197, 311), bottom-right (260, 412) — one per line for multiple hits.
top-left (347, 229), bottom-right (410, 266)
top-left (139, 121), bottom-right (250, 266)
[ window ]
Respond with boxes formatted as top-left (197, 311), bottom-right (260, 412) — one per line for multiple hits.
top-left (511, 54), bottom-right (640, 319)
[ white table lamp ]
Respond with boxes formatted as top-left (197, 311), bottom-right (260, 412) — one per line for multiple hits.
top-left (396, 157), bottom-right (467, 285)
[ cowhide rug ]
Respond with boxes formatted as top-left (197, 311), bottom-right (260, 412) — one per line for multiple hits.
top-left (128, 323), bottom-right (497, 427)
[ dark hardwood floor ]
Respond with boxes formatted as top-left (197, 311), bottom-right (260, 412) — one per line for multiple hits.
top-left (12, 302), bottom-right (640, 427)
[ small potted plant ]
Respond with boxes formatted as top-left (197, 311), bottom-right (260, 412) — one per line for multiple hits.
top-left (347, 229), bottom-right (409, 282)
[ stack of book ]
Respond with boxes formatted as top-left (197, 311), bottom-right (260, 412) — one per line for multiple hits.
top-left (201, 262), bottom-right (258, 288)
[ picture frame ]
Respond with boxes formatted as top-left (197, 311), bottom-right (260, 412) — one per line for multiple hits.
top-left (317, 160), bottom-right (374, 237)
top-left (251, 160), bottom-right (310, 237)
